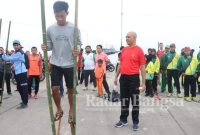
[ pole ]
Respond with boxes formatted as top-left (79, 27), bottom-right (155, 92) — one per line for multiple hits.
top-left (0, 21), bottom-right (11, 105)
top-left (40, 0), bottom-right (56, 135)
top-left (120, 0), bottom-right (123, 47)
top-left (71, 0), bottom-right (78, 134)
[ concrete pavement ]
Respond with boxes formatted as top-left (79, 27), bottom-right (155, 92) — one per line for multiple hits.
top-left (0, 72), bottom-right (200, 135)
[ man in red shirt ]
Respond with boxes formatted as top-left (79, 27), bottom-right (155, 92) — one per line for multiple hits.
top-left (114, 31), bottom-right (146, 131)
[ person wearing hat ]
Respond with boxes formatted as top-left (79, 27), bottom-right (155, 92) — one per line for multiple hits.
top-left (2, 40), bottom-right (28, 108)
top-left (160, 45), bottom-right (173, 93)
top-left (164, 43), bottom-right (181, 97)
top-left (177, 47), bottom-right (198, 102)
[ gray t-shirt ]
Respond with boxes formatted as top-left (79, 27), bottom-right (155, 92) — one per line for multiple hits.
top-left (47, 22), bottom-right (82, 68)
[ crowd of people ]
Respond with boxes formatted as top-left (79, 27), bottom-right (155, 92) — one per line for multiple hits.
top-left (144, 42), bottom-right (200, 102)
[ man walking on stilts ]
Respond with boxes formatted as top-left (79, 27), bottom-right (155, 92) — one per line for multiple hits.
top-left (41, 1), bottom-right (82, 121)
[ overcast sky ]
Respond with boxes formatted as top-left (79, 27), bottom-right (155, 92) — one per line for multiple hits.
top-left (0, 0), bottom-right (200, 54)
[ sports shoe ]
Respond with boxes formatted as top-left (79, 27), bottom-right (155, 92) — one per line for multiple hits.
top-left (184, 97), bottom-right (191, 102)
top-left (83, 87), bottom-right (88, 91)
top-left (167, 93), bottom-right (172, 97)
top-left (93, 87), bottom-right (97, 91)
top-left (192, 97), bottom-right (198, 102)
top-left (115, 121), bottom-right (128, 128)
top-left (132, 124), bottom-right (139, 131)
top-left (177, 93), bottom-right (182, 98)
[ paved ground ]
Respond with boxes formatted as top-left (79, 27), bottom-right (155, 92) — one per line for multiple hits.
top-left (0, 72), bottom-right (200, 135)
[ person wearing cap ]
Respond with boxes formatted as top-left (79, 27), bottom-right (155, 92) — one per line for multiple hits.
top-left (177, 47), bottom-right (198, 102)
top-left (164, 43), bottom-right (182, 98)
top-left (160, 45), bottom-right (173, 93)
top-left (2, 40), bottom-right (28, 108)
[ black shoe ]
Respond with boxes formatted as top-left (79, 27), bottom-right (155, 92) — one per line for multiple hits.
top-left (132, 124), bottom-right (139, 131)
top-left (17, 103), bottom-right (28, 109)
top-left (7, 92), bottom-right (12, 95)
top-left (150, 94), bottom-right (154, 98)
top-left (115, 121), bottom-right (128, 128)
top-left (145, 93), bottom-right (149, 97)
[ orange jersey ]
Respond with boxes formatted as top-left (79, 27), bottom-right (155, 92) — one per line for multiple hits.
top-left (28, 55), bottom-right (42, 76)
top-left (95, 66), bottom-right (104, 79)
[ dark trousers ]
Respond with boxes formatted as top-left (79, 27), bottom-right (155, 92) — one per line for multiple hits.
top-left (167, 69), bottom-right (180, 93)
top-left (0, 72), bottom-right (11, 93)
top-left (119, 74), bottom-right (140, 124)
top-left (78, 67), bottom-right (81, 80)
top-left (80, 68), bottom-right (84, 84)
top-left (28, 75), bottom-right (40, 95)
top-left (84, 70), bottom-right (96, 87)
top-left (145, 80), bottom-right (153, 95)
top-left (103, 74), bottom-right (110, 94)
top-left (152, 75), bottom-right (158, 95)
top-left (184, 75), bottom-right (196, 97)
top-left (16, 72), bottom-right (28, 104)
top-left (196, 74), bottom-right (200, 93)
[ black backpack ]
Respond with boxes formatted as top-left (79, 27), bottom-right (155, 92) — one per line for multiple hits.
top-left (23, 53), bottom-right (30, 69)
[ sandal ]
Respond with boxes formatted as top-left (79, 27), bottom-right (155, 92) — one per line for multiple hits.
top-left (54, 111), bottom-right (63, 121)
top-left (68, 114), bottom-right (73, 124)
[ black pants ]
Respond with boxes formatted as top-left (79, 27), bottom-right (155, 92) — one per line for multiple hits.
top-left (28, 75), bottom-right (40, 95)
top-left (119, 74), bottom-right (140, 124)
top-left (152, 75), bottom-right (158, 95)
top-left (196, 74), bottom-right (200, 93)
top-left (0, 72), bottom-right (11, 93)
top-left (84, 70), bottom-right (96, 87)
top-left (77, 67), bottom-right (82, 80)
top-left (145, 80), bottom-right (153, 95)
top-left (16, 72), bottom-right (28, 104)
top-left (103, 74), bottom-right (110, 94)
top-left (80, 68), bottom-right (84, 84)
top-left (167, 69), bottom-right (180, 93)
top-left (184, 75), bottom-right (196, 97)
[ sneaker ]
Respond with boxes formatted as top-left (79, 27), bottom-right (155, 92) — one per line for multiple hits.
top-left (132, 124), bottom-right (139, 131)
top-left (155, 95), bottom-right (161, 100)
top-left (177, 93), bottom-right (182, 98)
top-left (93, 87), bottom-right (97, 91)
top-left (184, 97), bottom-right (191, 102)
top-left (33, 94), bottom-right (38, 99)
top-left (7, 92), bottom-right (12, 95)
top-left (115, 121), bottom-right (128, 128)
top-left (17, 103), bottom-right (28, 109)
top-left (83, 87), bottom-right (88, 91)
top-left (167, 93), bottom-right (172, 97)
top-left (192, 97), bottom-right (198, 102)
top-left (150, 94), bottom-right (154, 98)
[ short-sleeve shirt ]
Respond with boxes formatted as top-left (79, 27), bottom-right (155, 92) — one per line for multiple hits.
top-left (95, 52), bottom-right (108, 72)
top-left (120, 45), bottom-right (146, 75)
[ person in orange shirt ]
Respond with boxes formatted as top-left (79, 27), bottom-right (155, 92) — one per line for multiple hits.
top-left (28, 47), bottom-right (42, 99)
top-left (95, 59), bottom-right (104, 97)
